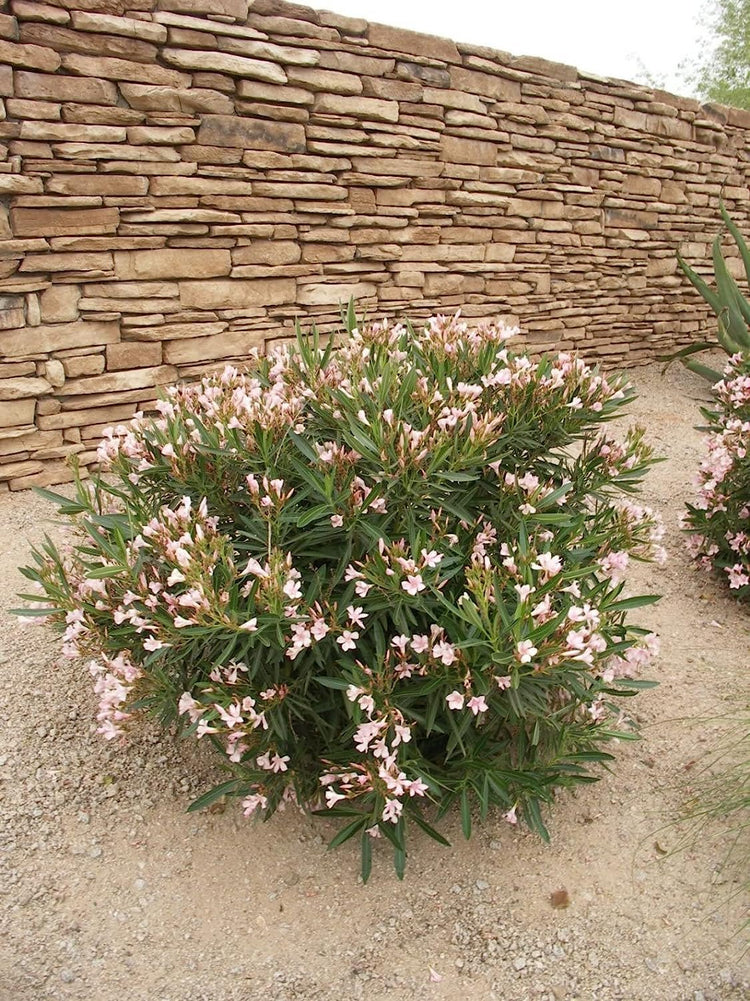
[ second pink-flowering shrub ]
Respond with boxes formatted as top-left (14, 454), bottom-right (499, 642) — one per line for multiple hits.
top-left (21, 312), bottom-right (664, 878)
top-left (683, 354), bottom-right (750, 599)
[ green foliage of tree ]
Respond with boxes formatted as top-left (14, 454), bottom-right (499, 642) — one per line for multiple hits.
top-left (688, 0), bottom-right (750, 109)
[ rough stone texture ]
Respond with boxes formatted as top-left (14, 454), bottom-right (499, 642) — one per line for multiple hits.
top-left (0, 1), bottom-right (749, 487)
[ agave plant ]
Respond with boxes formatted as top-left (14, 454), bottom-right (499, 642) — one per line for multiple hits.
top-left (663, 200), bottom-right (750, 383)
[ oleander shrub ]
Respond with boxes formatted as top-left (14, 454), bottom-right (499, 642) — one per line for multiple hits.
top-left (683, 353), bottom-right (750, 599)
top-left (19, 312), bottom-right (665, 879)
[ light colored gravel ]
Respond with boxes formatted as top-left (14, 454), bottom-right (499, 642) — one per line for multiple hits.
top-left (0, 361), bottom-right (748, 1001)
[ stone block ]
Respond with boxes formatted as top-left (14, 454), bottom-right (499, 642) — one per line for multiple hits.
top-left (297, 282), bottom-right (377, 305)
top-left (61, 53), bottom-right (191, 88)
top-left (20, 252), bottom-right (114, 274)
top-left (0, 319), bottom-right (119, 356)
top-left (367, 22), bottom-right (460, 63)
top-left (179, 278), bottom-right (297, 309)
top-left (163, 329), bottom-right (264, 364)
top-left (232, 241), bottom-right (301, 266)
top-left (6, 98), bottom-right (61, 120)
top-left (0, 175), bottom-right (43, 195)
top-left (124, 321), bottom-right (228, 342)
top-left (70, 11), bottom-right (168, 44)
top-left (47, 175), bottom-right (148, 196)
top-left (440, 135), bottom-right (497, 165)
top-left (62, 355), bottom-right (106, 378)
top-left (0, 399), bottom-right (35, 427)
top-left (449, 67), bottom-right (521, 102)
top-left (0, 40), bottom-right (60, 72)
top-left (13, 2), bottom-right (69, 24)
top-left (236, 80), bottom-right (314, 105)
top-left (57, 365), bottom-right (177, 397)
top-left (313, 94), bottom-right (399, 123)
top-left (158, 0), bottom-right (249, 17)
top-left (0, 377), bottom-right (52, 400)
top-left (19, 24), bottom-right (158, 64)
top-left (113, 249), bottom-right (231, 280)
top-left (15, 70), bottom-right (118, 104)
top-left (119, 83), bottom-right (234, 114)
top-left (659, 180), bottom-right (689, 204)
top-left (44, 360), bottom-right (66, 388)
top-left (285, 66), bottom-right (362, 95)
top-left (19, 121), bottom-right (127, 143)
top-left (106, 341), bottom-right (162, 370)
top-left (197, 115), bottom-right (306, 152)
top-left (162, 48), bottom-right (287, 83)
top-left (149, 177), bottom-right (253, 196)
top-left (11, 207), bottom-right (119, 238)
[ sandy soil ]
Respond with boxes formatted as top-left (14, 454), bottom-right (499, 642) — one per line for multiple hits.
top-left (1, 361), bottom-right (749, 1001)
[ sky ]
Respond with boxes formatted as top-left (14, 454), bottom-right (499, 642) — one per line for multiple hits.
top-left (320, 0), bottom-right (710, 98)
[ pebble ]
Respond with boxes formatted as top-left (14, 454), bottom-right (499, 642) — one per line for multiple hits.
top-left (513, 956), bottom-right (527, 971)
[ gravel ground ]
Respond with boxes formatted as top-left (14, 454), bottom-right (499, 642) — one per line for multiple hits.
top-left (1, 361), bottom-right (749, 1001)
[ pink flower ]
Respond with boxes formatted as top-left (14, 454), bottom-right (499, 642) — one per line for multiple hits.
top-left (354, 579), bottom-right (372, 598)
top-left (330, 514), bottom-right (344, 528)
top-left (446, 690), bottom-right (465, 710)
top-left (337, 629), bottom-right (359, 652)
top-left (726, 564), bottom-right (750, 589)
top-left (173, 615), bottom-right (195, 628)
top-left (401, 574), bottom-right (425, 596)
top-left (310, 618), bottom-right (330, 640)
top-left (242, 793), bottom-right (268, 817)
top-left (420, 548), bottom-right (443, 568)
top-left (270, 753), bottom-right (290, 773)
top-left (503, 805), bottom-right (518, 825)
top-left (532, 552), bottom-right (563, 578)
top-left (239, 618), bottom-right (258, 631)
top-left (393, 724), bottom-right (412, 745)
top-left (325, 787), bottom-right (346, 808)
top-left (382, 798), bottom-right (403, 823)
top-left (468, 695), bottom-right (488, 715)
top-left (406, 776), bottom-right (428, 797)
top-left (410, 634), bottom-right (429, 654)
top-left (283, 578), bottom-right (303, 601)
top-left (433, 640), bottom-right (457, 666)
top-left (346, 605), bottom-right (368, 628)
top-left (143, 636), bottom-right (168, 651)
top-left (516, 639), bottom-right (538, 664)
top-left (494, 674), bottom-right (512, 690)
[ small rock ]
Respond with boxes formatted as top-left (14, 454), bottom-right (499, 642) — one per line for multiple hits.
top-left (513, 956), bottom-right (527, 971)
top-left (550, 888), bottom-right (570, 909)
top-left (475, 879), bottom-right (490, 890)
top-left (59, 969), bottom-right (74, 983)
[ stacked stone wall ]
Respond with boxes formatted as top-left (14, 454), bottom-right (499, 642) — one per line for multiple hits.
top-left (0, 0), bottom-right (749, 488)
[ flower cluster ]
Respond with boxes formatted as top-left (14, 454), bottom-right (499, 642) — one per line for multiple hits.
top-left (21, 311), bottom-right (663, 879)
top-left (683, 354), bottom-right (750, 599)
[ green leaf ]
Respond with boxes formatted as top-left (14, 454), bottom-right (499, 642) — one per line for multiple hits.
top-left (410, 812), bottom-right (451, 847)
top-left (524, 798), bottom-right (550, 842)
top-left (328, 815), bottom-right (368, 849)
top-left (460, 788), bottom-right (472, 840)
top-left (684, 358), bottom-right (724, 384)
top-left (394, 845), bottom-right (407, 880)
top-left (360, 829), bottom-right (373, 884)
top-left (605, 594), bottom-right (661, 611)
top-left (187, 779), bottom-right (243, 813)
top-left (314, 676), bottom-right (351, 691)
top-left (297, 503), bottom-right (332, 528)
